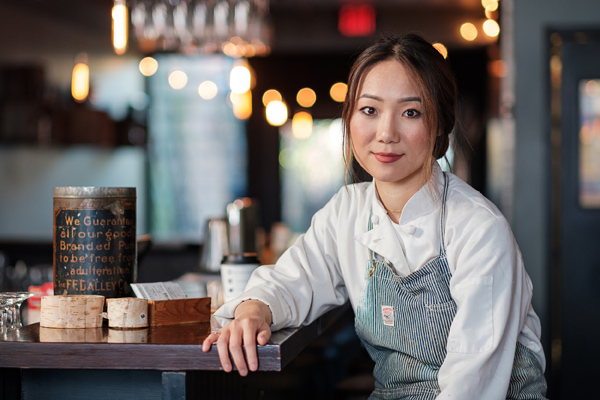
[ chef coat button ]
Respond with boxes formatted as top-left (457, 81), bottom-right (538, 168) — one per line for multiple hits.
top-left (528, 341), bottom-right (540, 351)
top-left (404, 225), bottom-right (416, 235)
top-left (371, 215), bottom-right (379, 225)
top-left (448, 339), bottom-right (460, 352)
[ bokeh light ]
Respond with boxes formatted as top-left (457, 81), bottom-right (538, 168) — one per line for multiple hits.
top-left (266, 100), bottom-right (288, 126)
top-left (230, 64), bottom-right (251, 94)
top-left (297, 88), bottom-right (317, 108)
top-left (330, 82), bottom-right (348, 102)
top-left (488, 60), bottom-right (507, 78)
top-left (262, 89), bottom-right (282, 106)
top-left (231, 90), bottom-right (252, 120)
top-left (112, 0), bottom-right (128, 55)
top-left (139, 57), bottom-right (158, 76)
top-left (432, 43), bottom-right (448, 59)
top-left (198, 80), bottom-right (218, 100)
top-left (292, 111), bottom-right (313, 139)
top-left (483, 19), bottom-right (500, 38)
top-left (481, 0), bottom-right (499, 12)
top-left (460, 22), bottom-right (478, 41)
top-left (71, 62), bottom-right (89, 103)
top-left (168, 70), bottom-right (188, 90)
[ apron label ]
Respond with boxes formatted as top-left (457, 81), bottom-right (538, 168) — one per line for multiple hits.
top-left (382, 305), bottom-right (394, 326)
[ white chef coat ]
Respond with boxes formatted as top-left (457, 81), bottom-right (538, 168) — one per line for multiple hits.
top-left (215, 162), bottom-right (546, 399)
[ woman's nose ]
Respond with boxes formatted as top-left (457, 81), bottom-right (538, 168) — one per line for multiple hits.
top-left (376, 113), bottom-right (400, 143)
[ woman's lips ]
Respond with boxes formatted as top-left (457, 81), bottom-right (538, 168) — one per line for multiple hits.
top-left (373, 152), bottom-right (402, 163)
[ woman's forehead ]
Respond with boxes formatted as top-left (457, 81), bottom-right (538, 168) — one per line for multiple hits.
top-left (356, 60), bottom-right (422, 97)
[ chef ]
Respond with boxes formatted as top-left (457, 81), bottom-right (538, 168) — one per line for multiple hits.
top-left (203, 33), bottom-right (548, 400)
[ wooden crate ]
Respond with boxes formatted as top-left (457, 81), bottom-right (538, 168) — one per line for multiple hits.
top-left (147, 297), bottom-right (211, 327)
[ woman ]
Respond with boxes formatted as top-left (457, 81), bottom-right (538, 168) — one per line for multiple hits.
top-left (202, 34), bottom-right (548, 399)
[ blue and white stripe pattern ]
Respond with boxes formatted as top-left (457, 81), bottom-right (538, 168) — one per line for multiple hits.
top-left (355, 173), bottom-right (453, 399)
top-left (354, 173), bottom-right (547, 399)
top-left (506, 343), bottom-right (548, 399)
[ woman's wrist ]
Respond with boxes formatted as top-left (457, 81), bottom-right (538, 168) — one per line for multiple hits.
top-left (234, 299), bottom-right (273, 326)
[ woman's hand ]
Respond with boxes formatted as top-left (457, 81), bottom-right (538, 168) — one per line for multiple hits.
top-left (201, 299), bottom-right (272, 376)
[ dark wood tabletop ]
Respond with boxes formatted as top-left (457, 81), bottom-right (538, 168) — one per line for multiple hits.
top-left (0, 304), bottom-right (348, 372)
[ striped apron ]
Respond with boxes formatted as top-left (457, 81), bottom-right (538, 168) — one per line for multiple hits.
top-left (354, 173), bottom-right (548, 399)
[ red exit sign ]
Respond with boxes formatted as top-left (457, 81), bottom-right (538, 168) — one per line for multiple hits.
top-left (338, 4), bottom-right (376, 37)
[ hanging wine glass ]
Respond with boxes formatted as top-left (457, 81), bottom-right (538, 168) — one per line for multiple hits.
top-left (128, 0), bottom-right (272, 56)
top-left (213, 0), bottom-right (231, 45)
top-left (173, 0), bottom-right (194, 51)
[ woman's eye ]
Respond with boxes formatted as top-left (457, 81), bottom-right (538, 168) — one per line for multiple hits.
top-left (360, 106), bottom-right (376, 115)
top-left (403, 109), bottom-right (421, 118)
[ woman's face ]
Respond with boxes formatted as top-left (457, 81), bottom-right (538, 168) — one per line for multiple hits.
top-left (350, 60), bottom-right (431, 188)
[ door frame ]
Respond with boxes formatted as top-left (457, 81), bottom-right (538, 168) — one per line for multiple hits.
top-left (548, 28), bottom-right (600, 399)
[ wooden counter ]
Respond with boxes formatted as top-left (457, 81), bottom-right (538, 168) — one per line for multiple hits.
top-left (0, 304), bottom-right (349, 400)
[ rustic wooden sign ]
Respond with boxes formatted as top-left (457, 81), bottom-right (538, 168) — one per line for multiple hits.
top-left (53, 187), bottom-right (137, 298)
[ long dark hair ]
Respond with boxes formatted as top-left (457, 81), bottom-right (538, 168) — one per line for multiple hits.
top-left (341, 33), bottom-right (458, 184)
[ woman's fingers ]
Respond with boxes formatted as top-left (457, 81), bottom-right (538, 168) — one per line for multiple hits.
top-left (205, 322), bottom-right (257, 376)
top-left (228, 327), bottom-right (250, 376)
top-left (201, 332), bottom-right (219, 352)
top-left (215, 330), bottom-right (234, 372)
top-left (243, 328), bottom-right (259, 372)
top-left (256, 326), bottom-right (272, 346)
top-left (201, 302), bottom-right (272, 376)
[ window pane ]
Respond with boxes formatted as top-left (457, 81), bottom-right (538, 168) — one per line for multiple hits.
top-left (148, 54), bottom-right (247, 242)
top-left (579, 79), bottom-right (600, 208)
top-left (280, 119), bottom-right (345, 233)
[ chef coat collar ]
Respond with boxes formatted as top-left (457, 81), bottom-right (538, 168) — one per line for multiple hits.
top-left (354, 163), bottom-right (444, 272)
top-left (397, 162), bottom-right (444, 225)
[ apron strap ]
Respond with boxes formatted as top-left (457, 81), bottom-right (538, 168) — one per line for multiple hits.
top-left (439, 172), bottom-right (449, 256)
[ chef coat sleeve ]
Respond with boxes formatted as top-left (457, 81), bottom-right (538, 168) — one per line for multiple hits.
top-left (214, 192), bottom-right (349, 331)
top-left (436, 216), bottom-right (543, 399)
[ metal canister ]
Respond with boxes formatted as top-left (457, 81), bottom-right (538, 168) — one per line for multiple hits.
top-left (226, 198), bottom-right (260, 254)
top-left (198, 218), bottom-right (229, 273)
top-left (53, 187), bottom-right (136, 298)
